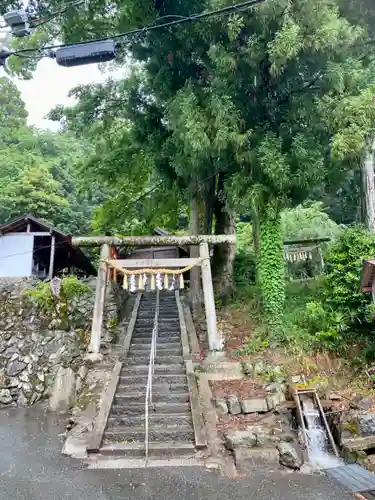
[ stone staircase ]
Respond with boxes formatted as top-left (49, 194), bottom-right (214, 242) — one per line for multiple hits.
top-left (99, 291), bottom-right (197, 461)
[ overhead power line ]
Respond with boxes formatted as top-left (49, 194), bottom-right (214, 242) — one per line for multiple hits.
top-left (2, 0), bottom-right (266, 62)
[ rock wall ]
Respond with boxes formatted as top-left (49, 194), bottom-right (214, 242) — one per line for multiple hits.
top-left (0, 277), bottom-right (127, 409)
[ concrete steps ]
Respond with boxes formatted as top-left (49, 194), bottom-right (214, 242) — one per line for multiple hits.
top-left (99, 441), bottom-right (195, 458)
top-left (99, 291), bottom-right (196, 462)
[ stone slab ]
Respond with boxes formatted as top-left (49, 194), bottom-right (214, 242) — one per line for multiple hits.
top-left (202, 360), bottom-right (243, 379)
top-left (343, 436), bottom-right (375, 452)
top-left (241, 398), bottom-right (268, 414)
top-left (234, 447), bottom-right (279, 467)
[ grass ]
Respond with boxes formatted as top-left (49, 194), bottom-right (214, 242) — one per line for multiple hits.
top-left (218, 275), bottom-right (375, 398)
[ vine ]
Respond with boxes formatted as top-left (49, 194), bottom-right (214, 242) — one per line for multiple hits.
top-left (258, 208), bottom-right (285, 336)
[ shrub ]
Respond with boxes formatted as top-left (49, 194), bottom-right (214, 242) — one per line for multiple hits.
top-left (60, 275), bottom-right (92, 300)
top-left (324, 226), bottom-right (375, 325)
top-left (233, 250), bottom-right (256, 288)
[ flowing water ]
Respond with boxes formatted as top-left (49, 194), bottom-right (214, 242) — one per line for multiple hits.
top-left (302, 398), bottom-right (342, 470)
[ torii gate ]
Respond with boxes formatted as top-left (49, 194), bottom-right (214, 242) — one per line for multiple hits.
top-left (72, 235), bottom-right (235, 355)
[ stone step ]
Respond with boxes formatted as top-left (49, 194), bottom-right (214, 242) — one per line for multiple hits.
top-left (115, 381), bottom-right (188, 394)
top-left (136, 316), bottom-right (180, 322)
top-left (133, 327), bottom-right (181, 334)
top-left (129, 346), bottom-right (182, 355)
top-left (131, 336), bottom-right (180, 344)
top-left (108, 413), bottom-right (192, 427)
top-left (114, 392), bottom-right (190, 406)
top-left (104, 424), bottom-right (195, 443)
top-left (132, 333), bottom-right (180, 341)
top-left (121, 364), bottom-right (185, 375)
top-left (117, 373), bottom-right (188, 385)
top-left (123, 355), bottom-right (184, 365)
top-left (99, 441), bottom-right (195, 458)
top-left (111, 401), bottom-right (190, 415)
top-left (138, 311), bottom-right (179, 317)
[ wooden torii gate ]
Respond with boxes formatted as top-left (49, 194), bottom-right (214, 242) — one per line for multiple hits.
top-left (72, 235), bottom-right (235, 355)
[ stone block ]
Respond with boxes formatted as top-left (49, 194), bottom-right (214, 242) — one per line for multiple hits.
top-left (6, 360), bottom-right (26, 377)
top-left (267, 392), bottom-right (286, 410)
top-left (357, 398), bottom-right (374, 411)
top-left (241, 398), bottom-right (268, 414)
top-left (234, 447), bottom-right (279, 467)
top-left (0, 388), bottom-right (12, 405)
top-left (228, 396), bottom-right (241, 415)
top-left (278, 441), bottom-right (303, 470)
top-left (253, 360), bottom-right (266, 375)
top-left (215, 397), bottom-right (228, 415)
top-left (358, 413), bottom-right (375, 437)
top-left (265, 382), bottom-right (286, 394)
top-left (49, 366), bottom-right (76, 413)
top-left (242, 362), bottom-right (253, 375)
top-left (224, 429), bottom-right (257, 450)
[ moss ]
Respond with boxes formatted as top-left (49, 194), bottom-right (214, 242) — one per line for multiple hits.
top-left (343, 421), bottom-right (359, 435)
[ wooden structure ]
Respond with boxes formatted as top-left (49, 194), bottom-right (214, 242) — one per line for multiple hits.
top-left (359, 258), bottom-right (375, 300)
top-left (72, 234), bottom-right (236, 355)
top-left (0, 214), bottom-right (96, 279)
top-left (283, 237), bottom-right (330, 279)
top-left (124, 228), bottom-right (190, 284)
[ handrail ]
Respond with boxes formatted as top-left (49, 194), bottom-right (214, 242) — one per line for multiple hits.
top-left (145, 289), bottom-right (160, 463)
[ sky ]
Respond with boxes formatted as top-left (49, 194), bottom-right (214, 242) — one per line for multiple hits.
top-left (15, 58), bottom-right (110, 131)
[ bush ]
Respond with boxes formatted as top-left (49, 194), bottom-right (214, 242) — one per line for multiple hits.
top-left (60, 275), bottom-right (92, 300)
top-left (233, 250), bottom-right (256, 288)
top-left (324, 226), bottom-right (375, 325)
top-left (25, 276), bottom-right (92, 318)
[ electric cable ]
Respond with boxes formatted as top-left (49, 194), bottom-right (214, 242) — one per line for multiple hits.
top-left (4, 0), bottom-right (267, 58)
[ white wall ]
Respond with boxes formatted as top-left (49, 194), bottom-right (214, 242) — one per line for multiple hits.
top-left (0, 235), bottom-right (34, 277)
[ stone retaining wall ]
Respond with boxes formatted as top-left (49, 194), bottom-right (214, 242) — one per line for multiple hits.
top-left (0, 277), bottom-right (127, 409)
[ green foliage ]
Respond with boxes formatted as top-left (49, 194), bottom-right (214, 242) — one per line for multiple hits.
top-left (324, 226), bottom-right (375, 323)
top-left (25, 276), bottom-right (92, 320)
top-left (24, 281), bottom-right (55, 314)
top-left (60, 276), bottom-right (92, 300)
top-left (0, 76), bottom-right (101, 235)
top-left (281, 202), bottom-right (342, 241)
top-left (13, 0), bottom-right (375, 311)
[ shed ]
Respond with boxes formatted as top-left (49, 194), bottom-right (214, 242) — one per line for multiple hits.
top-left (118, 227), bottom-right (191, 284)
top-left (0, 214), bottom-right (96, 278)
top-left (125, 228), bottom-right (189, 260)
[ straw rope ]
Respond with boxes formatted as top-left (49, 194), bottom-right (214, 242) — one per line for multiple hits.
top-left (102, 258), bottom-right (207, 276)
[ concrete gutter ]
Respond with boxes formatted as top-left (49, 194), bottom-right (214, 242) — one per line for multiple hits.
top-left (186, 361), bottom-right (207, 450)
top-left (87, 360), bottom-right (122, 453)
top-left (175, 290), bottom-right (190, 360)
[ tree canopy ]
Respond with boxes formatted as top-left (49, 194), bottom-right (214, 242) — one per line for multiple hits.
top-left (2, 0), bottom-right (375, 331)
top-left (0, 77), bottom-right (101, 234)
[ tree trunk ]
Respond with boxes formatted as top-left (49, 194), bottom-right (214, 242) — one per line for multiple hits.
top-left (362, 138), bottom-right (375, 232)
top-left (252, 209), bottom-right (261, 285)
top-left (212, 174), bottom-right (236, 299)
top-left (203, 176), bottom-right (216, 234)
top-left (190, 192), bottom-right (201, 317)
top-left (258, 208), bottom-right (285, 336)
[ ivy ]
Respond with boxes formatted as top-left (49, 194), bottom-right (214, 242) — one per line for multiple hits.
top-left (258, 209), bottom-right (285, 336)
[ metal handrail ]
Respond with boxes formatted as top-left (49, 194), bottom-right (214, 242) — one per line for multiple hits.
top-left (145, 289), bottom-right (159, 463)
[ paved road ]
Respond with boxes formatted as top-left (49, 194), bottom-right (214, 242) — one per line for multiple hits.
top-left (0, 406), bottom-right (352, 500)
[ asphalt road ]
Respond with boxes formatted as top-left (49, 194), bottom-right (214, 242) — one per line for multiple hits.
top-left (0, 405), bottom-right (353, 500)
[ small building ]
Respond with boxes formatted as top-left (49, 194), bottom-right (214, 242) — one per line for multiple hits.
top-left (0, 214), bottom-right (96, 278)
top-left (126, 227), bottom-right (189, 260)
top-left (117, 227), bottom-right (191, 284)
